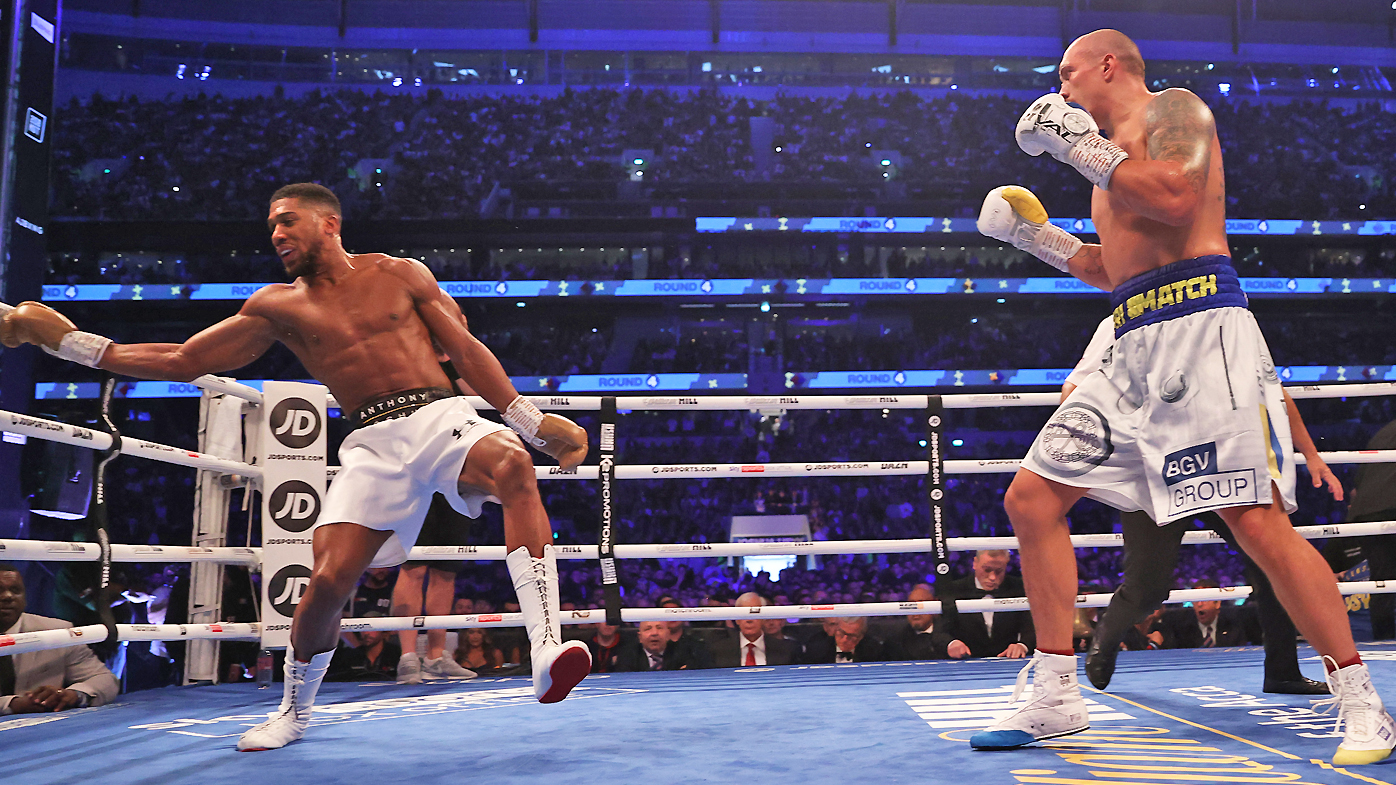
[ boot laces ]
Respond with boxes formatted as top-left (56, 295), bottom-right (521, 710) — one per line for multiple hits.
top-left (1312, 656), bottom-right (1370, 739)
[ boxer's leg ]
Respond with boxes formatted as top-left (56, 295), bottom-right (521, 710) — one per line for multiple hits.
top-left (971, 469), bottom-right (1091, 750)
top-left (458, 431), bottom-right (589, 702)
top-left (1002, 469), bottom-right (1088, 653)
top-left (1220, 493), bottom-right (1395, 765)
top-left (240, 522), bottom-right (391, 751)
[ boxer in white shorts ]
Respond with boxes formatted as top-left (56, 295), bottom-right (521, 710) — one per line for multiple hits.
top-left (323, 390), bottom-right (508, 569)
top-left (1023, 257), bottom-right (1297, 525)
top-left (2, 183), bottom-right (596, 754)
top-left (963, 29), bottom-right (1393, 764)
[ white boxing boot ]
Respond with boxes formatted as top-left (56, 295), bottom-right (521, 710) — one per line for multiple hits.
top-left (970, 651), bottom-right (1090, 750)
top-left (1314, 657), bottom-right (1396, 766)
top-left (237, 649), bottom-right (334, 751)
top-left (507, 544), bottom-right (591, 703)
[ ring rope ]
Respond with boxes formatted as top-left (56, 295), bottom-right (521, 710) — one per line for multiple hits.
top-left (5, 519), bottom-right (1390, 566)
top-left (9, 582), bottom-right (1395, 658)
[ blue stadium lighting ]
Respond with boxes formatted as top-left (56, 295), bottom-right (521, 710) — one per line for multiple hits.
top-left (775, 146), bottom-right (782, 152)
top-left (996, 298), bottom-right (1005, 303)
top-left (515, 301), bottom-right (526, 307)
top-left (880, 159), bottom-right (891, 166)
top-left (918, 439), bottom-right (927, 447)
top-left (633, 158), bottom-right (645, 165)
top-left (760, 301), bottom-right (771, 312)
top-left (1032, 64), bottom-right (1056, 74)
top-left (1218, 83), bottom-right (1231, 95)
top-left (950, 84), bottom-right (958, 90)
top-left (952, 439), bottom-right (964, 447)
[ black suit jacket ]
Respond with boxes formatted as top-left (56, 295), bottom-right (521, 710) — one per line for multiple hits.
top-left (712, 631), bottom-right (798, 668)
top-left (613, 638), bottom-right (710, 672)
top-left (1160, 607), bottom-right (1251, 649)
top-left (938, 575), bottom-right (1035, 657)
top-left (801, 634), bottom-right (886, 664)
top-left (886, 623), bottom-right (953, 661)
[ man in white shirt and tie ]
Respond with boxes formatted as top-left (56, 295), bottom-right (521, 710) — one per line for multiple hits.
top-left (715, 592), bottom-right (796, 668)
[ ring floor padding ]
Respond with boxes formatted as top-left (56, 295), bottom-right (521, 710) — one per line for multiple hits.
top-left (5, 644), bottom-right (1396, 785)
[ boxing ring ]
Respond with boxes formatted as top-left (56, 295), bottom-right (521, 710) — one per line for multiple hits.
top-left (3, 378), bottom-right (1396, 784)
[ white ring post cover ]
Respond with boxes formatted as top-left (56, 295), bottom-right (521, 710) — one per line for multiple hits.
top-left (258, 382), bottom-right (329, 649)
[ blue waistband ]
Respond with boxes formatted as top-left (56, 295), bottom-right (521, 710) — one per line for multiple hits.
top-left (1109, 255), bottom-right (1246, 338)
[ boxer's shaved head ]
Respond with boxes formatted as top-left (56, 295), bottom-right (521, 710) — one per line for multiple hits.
top-left (1063, 29), bottom-right (1145, 81)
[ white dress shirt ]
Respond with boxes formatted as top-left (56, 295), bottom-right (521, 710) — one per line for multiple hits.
top-left (740, 633), bottom-right (767, 666)
top-left (974, 577), bottom-right (995, 635)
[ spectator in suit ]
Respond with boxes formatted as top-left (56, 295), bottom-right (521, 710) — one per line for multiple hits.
top-left (1345, 419), bottom-right (1396, 640)
top-left (829, 617), bottom-right (884, 663)
top-left (617, 620), bottom-right (690, 672)
top-left (939, 550), bottom-right (1034, 659)
top-left (0, 565), bottom-right (119, 714)
top-left (713, 592), bottom-right (796, 667)
top-left (659, 596), bottom-right (715, 669)
top-left (1161, 582), bottom-right (1253, 649)
top-left (799, 617), bottom-right (841, 664)
top-left (887, 584), bottom-right (952, 661)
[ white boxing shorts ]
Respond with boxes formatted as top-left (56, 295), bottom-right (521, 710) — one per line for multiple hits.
top-left (1021, 255), bottom-right (1297, 525)
top-left (317, 387), bottom-right (509, 567)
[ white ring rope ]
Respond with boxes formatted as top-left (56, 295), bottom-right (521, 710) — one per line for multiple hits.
top-left (0, 540), bottom-right (259, 566)
top-left (9, 582), bottom-right (1394, 657)
top-left (3, 519), bottom-right (1393, 566)
top-left (0, 623), bottom-right (261, 657)
top-left (1, 408), bottom-right (258, 477)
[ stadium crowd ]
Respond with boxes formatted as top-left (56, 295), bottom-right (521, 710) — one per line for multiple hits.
top-left (50, 88), bottom-right (1396, 223)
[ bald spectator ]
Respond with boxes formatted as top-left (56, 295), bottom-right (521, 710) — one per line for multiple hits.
top-left (887, 584), bottom-right (952, 661)
top-left (0, 565), bottom-right (119, 714)
top-left (616, 621), bottom-right (683, 671)
top-left (939, 549), bottom-right (1034, 659)
top-left (714, 593), bottom-right (796, 667)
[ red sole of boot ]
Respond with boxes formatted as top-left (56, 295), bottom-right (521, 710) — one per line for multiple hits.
top-left (538, 647), bottom-right (591, 704)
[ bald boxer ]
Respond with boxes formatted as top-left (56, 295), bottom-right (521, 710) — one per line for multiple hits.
top-left (970, 30), bottom-right (1393, 765)
top-left (1, 183), bottom-right (592, 751)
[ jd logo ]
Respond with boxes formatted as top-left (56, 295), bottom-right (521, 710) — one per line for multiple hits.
top-left (1163, 442), bottom-right (1217, 486)
top-left (270, 397), bottom-right (321, 448)
top-left (269, 565), bottom-right (312, 616)
top-left (269, 480), bottom-right (321, 531)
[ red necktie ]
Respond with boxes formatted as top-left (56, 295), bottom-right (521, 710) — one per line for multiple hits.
top-left (745, 643), bottom-right (756, 666)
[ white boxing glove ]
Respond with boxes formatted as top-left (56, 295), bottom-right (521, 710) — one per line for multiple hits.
top-left (1016, 93), bottom-right (1129, 190)
top-left (977, 186), bottom-right (1083, 273)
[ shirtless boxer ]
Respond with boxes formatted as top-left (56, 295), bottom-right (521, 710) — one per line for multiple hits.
top-left (0, 183), bottom-right (593, 751)
top-left (968, 30), bottom-right (1394, 764)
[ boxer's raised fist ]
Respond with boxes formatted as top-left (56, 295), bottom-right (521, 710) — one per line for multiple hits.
top-left (1016, 93), bottom-right (1129, 189)
top-left (977, 186), bottom-right (1081, 273)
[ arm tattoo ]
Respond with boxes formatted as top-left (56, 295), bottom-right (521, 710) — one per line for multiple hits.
top-left (1144, 89), bottom-right (1214, 194)
top-left (1076, 245), bottom-right (1104, 278)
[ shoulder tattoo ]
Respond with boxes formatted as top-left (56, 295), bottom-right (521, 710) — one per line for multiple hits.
top-left (1144, 90), bottom-right (1214, 194)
